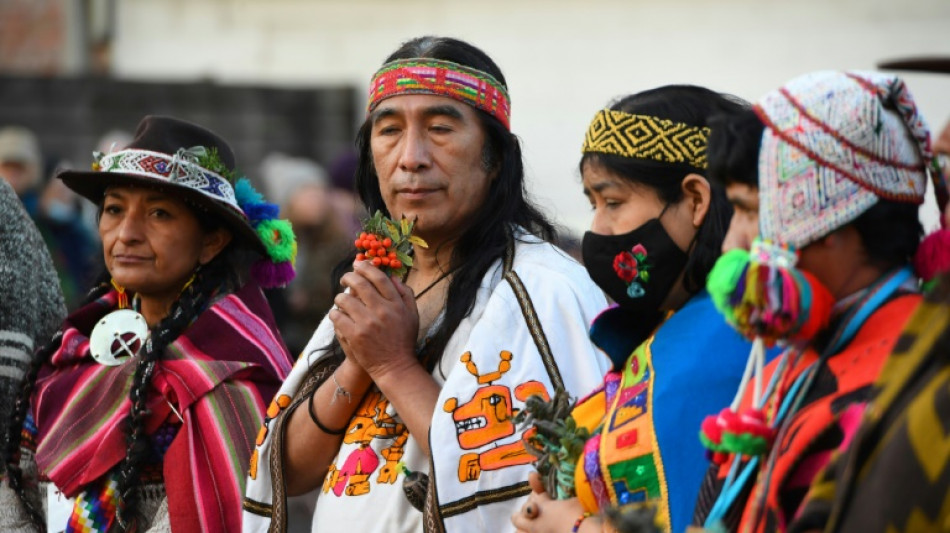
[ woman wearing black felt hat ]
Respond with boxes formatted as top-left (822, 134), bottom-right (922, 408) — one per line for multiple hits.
top-left (0, 116), bottom-right (296, 532)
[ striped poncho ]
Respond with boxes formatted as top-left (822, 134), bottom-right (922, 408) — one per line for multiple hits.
top-left (28, 281), bottom-right (293, 532)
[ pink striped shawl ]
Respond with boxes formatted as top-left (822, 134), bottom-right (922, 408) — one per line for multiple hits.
top-left (31, 281), bottom-right (292, 532)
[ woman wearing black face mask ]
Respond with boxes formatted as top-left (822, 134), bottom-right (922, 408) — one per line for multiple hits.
top-left (513, 86), bottom-right (758, 533)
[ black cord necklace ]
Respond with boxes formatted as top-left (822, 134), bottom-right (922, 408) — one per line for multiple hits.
top-left (411, 267), bottom-right (457, 300)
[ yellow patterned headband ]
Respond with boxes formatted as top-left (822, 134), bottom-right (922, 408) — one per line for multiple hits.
top-left (581, 109), bottom-right (711, 169)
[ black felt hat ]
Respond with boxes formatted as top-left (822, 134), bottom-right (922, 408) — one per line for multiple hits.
top-left (57, 115), bottom-right (265, 254)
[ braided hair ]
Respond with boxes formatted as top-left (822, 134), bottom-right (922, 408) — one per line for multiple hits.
top-left (3, 254), bottom-right (236, 531)
top-left (113, 255), bottom-right (234, 529)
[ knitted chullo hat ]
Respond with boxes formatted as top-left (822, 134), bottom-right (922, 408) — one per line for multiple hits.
top-left (57, 116), bottom-right (297, 288)
top-left (755, 70), bottom-right (940, 249)
top-left (0, 179), bottom-right (65, 430)
top-left (701, 72), bottom-right (943, 463)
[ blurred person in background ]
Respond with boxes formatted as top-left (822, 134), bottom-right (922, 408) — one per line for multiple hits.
top-left (327, 148), bottom-right (364, 235)
top-left (262, 152), bottom-right (353, 355)
top-left (0, 126), bottom-right (98, 309)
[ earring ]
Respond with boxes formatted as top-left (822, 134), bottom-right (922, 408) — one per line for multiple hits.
top-left (180, 267), bottom-right (200, 295)
top-left (111, 278), bottom-right (129, 309)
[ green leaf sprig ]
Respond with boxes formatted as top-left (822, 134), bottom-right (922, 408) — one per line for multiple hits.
top-left (355, 210), bottom-right (428, 278)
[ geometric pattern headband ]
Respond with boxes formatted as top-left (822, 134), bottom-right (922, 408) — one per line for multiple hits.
top-left (93, 148), bottom-right (242, 214)
top-left (367, 58), bottom-right (511, 130)
top-left (581, 109), bottom-right (711, 169)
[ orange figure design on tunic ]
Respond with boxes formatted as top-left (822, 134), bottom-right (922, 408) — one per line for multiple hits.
top-left (442, 350), bottom-right (550, 482)
top-left (249, 394), bottom-right (292, 480)
top-left (323, 389), bottom-right (409, 497)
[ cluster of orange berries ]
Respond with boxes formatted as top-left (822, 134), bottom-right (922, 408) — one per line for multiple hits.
top-left (355, 232), bottom-right (403, 269)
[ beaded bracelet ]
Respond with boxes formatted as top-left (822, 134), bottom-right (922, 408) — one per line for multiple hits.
top-left (308, 388), bottom-right (347, 435)
top-left (571, 511), bottom-right (592, 533)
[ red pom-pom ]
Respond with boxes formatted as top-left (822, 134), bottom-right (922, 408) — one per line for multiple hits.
top-left (735, 408), bottom-right (772, 439)
top-left (701, 412), bottom-right (725, 444)
top-left (914, 229), bottom-right (950, 281)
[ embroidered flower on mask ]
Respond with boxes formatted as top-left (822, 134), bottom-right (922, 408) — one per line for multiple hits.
top-left (612, 244), bottom-right (650, 298)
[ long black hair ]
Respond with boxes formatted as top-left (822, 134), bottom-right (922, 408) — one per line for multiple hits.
top-left (3, 202), bottom-right (240, 531)
top-left (706, 107), bottom-right (765, 189)
top-left (580, 85), bottom-right (749, 295)
top-left (321, 35), bottom-right (555, 373)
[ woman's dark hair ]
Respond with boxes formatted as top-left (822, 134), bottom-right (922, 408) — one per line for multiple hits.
top-left (851, 199), bottom-right (922, 270)
top-left (580, 85), bottom-right (749, 295)
top-left (4, 198), bottom-right (241, 530)
top-left (321, 35), bottom-right (555, 374)
top-left (706, 108), bottom-right (765, 189)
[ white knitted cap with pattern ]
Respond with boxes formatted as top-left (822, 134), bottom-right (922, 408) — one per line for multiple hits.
top-left (755, 70), bottom-right (934, 248)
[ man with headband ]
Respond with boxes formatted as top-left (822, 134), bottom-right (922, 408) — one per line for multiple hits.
top-left (693, 71), bottom-right (943, 532)
top-left (243, 36), bottom-right (609, 532)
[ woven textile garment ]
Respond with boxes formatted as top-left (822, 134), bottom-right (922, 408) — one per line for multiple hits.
top-left (19, 281), bottom-right (293, 533)
top-left (0, 179), bottom-right (65, 439)
top-left (789, 276), bottom-right (950, 533)
top-left (692, 290), bottom-right (921, 533)
top-left (571, 291), bottom-right (754, 533)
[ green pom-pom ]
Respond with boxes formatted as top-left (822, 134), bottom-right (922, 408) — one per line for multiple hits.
top-left (699, 432), bottom-right (726, 453)
top-left (721, 432), bottom-right (769, 456)
top-left (256, 219), bottom-right (297, 262)
top-left (706, 248), bottom-right (751, 322)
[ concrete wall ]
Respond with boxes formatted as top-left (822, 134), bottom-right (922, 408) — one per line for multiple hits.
top-left (111, 0), bottom-right (950, 233)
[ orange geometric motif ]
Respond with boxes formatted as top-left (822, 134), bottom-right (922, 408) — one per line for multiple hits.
top-left (250, 394), bottom-right (292, 480)
top-left (323, 389), bottom-right (408, 497)
top-left (442, 350), bottom-right (550, 482)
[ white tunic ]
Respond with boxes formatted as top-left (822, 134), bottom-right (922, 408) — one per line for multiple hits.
top-left (244, 236), bottom-right (610, 533)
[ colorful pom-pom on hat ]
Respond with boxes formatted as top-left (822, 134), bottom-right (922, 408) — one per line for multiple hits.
top-left (234, 178), bottom-right (297, 288)
top-left (707, 239), bottom-right (831, 346)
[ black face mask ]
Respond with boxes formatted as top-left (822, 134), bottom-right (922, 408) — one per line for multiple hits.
top-left (582, 217), bottom-right (688, 313)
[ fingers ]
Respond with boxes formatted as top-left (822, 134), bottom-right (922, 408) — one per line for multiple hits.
top-left (391, 274), bottom-right (419, 311)
top-left (349, 261), bottom-right (401, 303)
top-left (327, 307), bottom-right (355, 345)
top-left (332, 289), bottom-right (363, 321)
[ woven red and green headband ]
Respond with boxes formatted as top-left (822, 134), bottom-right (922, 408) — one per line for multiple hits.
top-left (367, 58), bottom-right (511, 130)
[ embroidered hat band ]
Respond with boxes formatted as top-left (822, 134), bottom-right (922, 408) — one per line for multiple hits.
top-left (582, 109), bottom-right (711, 169)
top-left (367, 58), bottom-right (511, 130)
top-left (58, 116), bottom-right (298, 288)
top-left (94, 148), bottom-right (241, 214)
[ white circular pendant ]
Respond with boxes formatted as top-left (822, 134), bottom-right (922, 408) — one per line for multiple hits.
top-left (89, 309), bottom-right (148, 366)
